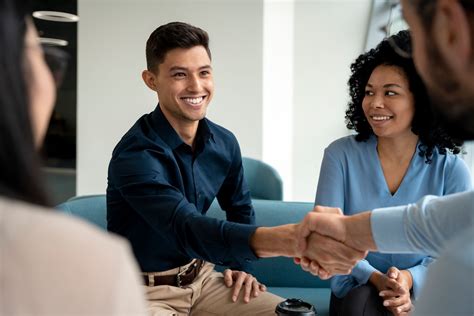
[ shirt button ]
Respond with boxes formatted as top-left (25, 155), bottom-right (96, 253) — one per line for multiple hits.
top-left (245, 258), bottom-right (251, 263)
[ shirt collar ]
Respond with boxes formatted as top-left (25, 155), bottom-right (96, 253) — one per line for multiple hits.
top-left (151, 104), bottom-right (214, 150)
top-left (196, 117), bottom-right (214, 144)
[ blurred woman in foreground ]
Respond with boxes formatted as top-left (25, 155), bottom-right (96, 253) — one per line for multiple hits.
top-left (0, 0), bottom-right (146, 314)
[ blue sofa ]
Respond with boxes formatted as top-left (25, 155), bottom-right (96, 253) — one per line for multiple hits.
top-left (57, 195), bottom-right (331, 315)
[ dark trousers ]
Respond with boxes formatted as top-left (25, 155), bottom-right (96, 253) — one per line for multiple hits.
top-left (329, 284), bottom-right (392, 316)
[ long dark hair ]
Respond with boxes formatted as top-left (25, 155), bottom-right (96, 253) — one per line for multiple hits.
top-left (0, 0), bottom-right (49, 206)
top-left (345, 30), bottom-right (463, 163)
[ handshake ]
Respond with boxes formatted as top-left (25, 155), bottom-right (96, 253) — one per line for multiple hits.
top-left (292, 206), bottom-right (376, 279)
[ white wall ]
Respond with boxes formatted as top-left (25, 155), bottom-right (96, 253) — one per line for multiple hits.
top-left (262, 0), bottom-right (294, 200)
top-left (292, 0), bottom-right (371, 201)
top-left (77, 0), bottom-right (372, 202)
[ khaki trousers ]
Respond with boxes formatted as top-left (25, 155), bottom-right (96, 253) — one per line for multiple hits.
top-left (144, 261), bottom-right (283, 315)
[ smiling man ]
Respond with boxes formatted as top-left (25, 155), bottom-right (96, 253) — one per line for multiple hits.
top-left (105, 22), bottom-right (283, 315)
top-left (105, 22), bottom-right (365, 315)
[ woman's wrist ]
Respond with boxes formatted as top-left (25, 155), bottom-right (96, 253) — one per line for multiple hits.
top-left (369, 271), bottom-right (384, 290)
top-left (400, 270), bottom-right (413, 290)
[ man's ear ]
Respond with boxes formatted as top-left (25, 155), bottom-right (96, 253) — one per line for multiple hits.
top-left (433, 0), bottom-right (472, 72)
top-left (142, 70), bottom-right (158, 92)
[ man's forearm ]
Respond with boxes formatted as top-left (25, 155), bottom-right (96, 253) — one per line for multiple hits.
top-left (250, 224), bottom-right (300, 258)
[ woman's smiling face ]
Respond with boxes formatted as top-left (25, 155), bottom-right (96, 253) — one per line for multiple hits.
top-left (362, 64), bottom-right (415, 139)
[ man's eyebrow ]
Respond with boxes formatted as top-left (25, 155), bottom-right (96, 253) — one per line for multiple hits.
top-left (169, 66), bottom-right (187, 72)
top-left (169, 65), bottom-right (212, 72)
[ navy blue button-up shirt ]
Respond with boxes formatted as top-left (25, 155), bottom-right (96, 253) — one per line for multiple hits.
top-left (107, 105), bottom-right (258, 272)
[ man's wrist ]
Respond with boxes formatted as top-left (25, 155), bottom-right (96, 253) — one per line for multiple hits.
top-left (250, 224), bottom-right (299, 258)
top-left (344, 211), bottom-right (377, 251)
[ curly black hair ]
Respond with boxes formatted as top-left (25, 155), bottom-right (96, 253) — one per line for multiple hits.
top-left (345, 30), bottom-right (463, 163)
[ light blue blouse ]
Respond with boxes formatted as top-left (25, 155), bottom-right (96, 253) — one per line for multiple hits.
top-left (315, 135), bottom-right (472, 299)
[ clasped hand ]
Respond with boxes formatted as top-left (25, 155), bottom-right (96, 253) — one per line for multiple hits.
top-left (376, 267), bottom-right (413, 316)
top-left (294, 206), bottom-right (368, 279)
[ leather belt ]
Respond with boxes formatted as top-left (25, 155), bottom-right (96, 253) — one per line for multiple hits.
top-left (143, 259), bottom-right (203, 287)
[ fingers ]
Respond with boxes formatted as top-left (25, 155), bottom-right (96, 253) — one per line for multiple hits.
top-left (242, 273), bottom-right (255, 303)
top-left (387, 266), bottom-right (400, 279)
top-left (231, 271), bottom-right (246, 302)
top-left (223, 269), bottom-right (233, 287)
top-left (384, 300), bottom-right (412, 315)
top-left (379, 286), bottom-right (408, 298)
top-left (297, 212), bottom-right (347, 254)
top-left (302, 232), bottom-right (365, 275)
top-left (382, 291), bottom-right (411, 313)
top-left (229, 271), bottom-right (260, 303)
top-left (298, 257), bottom-right (333, 279)
top-left (383, 277), bottom-right (403, 292)
top-left (312, 205), bottom-right (343, 215)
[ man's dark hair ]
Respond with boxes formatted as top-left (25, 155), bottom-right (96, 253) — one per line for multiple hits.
top-left (0, 0), bottom-right (50, 206)
top-left (345, 30), bottom-right (463, 163)
top-left (145, 21), bottom-right (211, 72)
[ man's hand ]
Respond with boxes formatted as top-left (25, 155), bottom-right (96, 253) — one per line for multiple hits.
top-left (294, 211), bottom-right (368, 278)
top-left (223, 269), bottom-right (266, 303)
top-left (297, 211), bottom-right (349, 254)
top-left (311, 205), bottom-right (343, 215)
top-left (295, 232), bottom-right (366, 279)
top-left (379, 267), bottom-right (413, 316)
top-left (298, 210), bottom-right (375, 254)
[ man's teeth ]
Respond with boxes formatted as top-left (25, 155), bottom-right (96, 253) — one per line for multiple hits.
top-left (372, 116), bottom-right (392, 121)
top-left (183, 97), bottom-right (204, 104)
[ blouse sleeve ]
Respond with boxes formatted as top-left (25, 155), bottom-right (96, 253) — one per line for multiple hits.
top-left (444, 155), bottom-right (472, 195)
top-left (315, 147), bottom-right (345, 209)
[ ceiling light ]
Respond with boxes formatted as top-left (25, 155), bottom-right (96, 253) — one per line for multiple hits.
top-left (39, 37), bottom-right (69, 47)
top-left (32, 11), bottom-right (79, 23)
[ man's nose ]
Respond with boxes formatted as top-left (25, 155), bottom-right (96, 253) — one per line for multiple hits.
top-left (187, 74), bottom-right (202, 91)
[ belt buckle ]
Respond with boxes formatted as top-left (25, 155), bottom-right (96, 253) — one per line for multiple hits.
top-left (176, 268), bottom-right (187, 287)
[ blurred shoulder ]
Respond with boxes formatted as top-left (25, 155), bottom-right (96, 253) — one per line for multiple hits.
top-left (1, 197), bottom-right (133, 266)
top-left (0, 197), bottom-right (145, 315)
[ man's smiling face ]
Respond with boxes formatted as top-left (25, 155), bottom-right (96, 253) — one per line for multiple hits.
top-left (155, 45), bottom-right (214, 128)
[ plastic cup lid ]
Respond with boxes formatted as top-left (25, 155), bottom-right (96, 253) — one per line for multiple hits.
top-left (275, 298), bottom-right (317, 315)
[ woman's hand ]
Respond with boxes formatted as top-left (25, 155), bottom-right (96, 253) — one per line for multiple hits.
top-left (379, 267), bottom-right (413, 316)
top-left (223, 269), bottom-right (267, 303)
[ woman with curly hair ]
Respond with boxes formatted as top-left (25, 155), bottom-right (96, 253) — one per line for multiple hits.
top-left (315, 30), bottom-right (472, 316)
